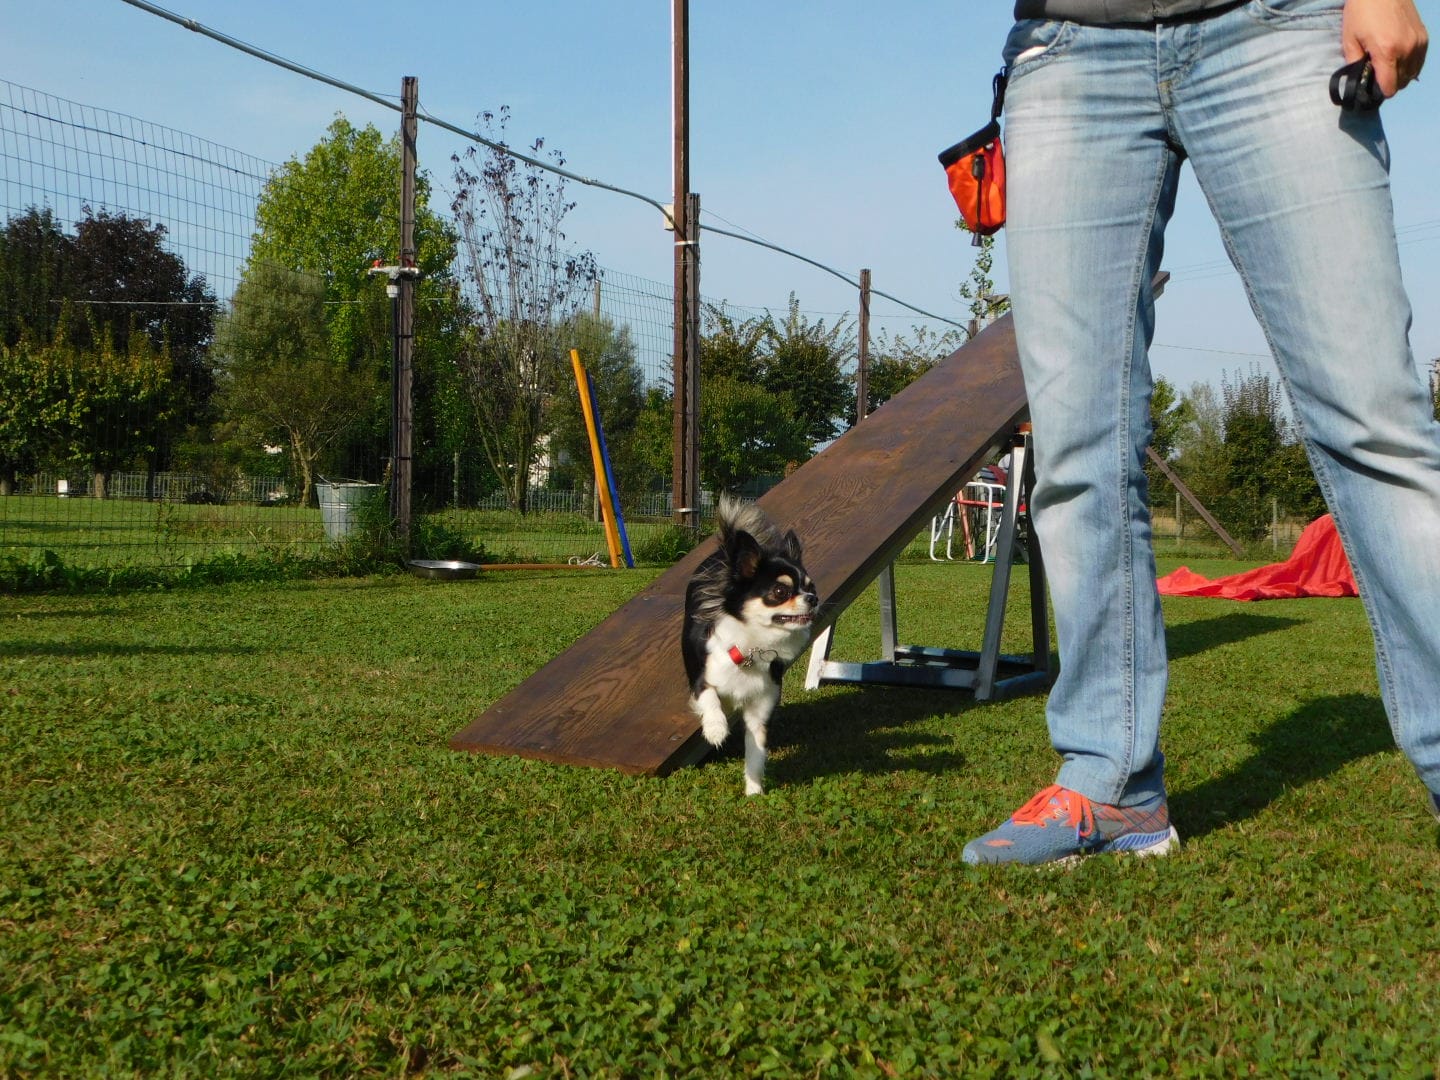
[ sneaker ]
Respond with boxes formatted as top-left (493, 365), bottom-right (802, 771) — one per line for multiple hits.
top-left (962, 784), bottom-right (1179, 866)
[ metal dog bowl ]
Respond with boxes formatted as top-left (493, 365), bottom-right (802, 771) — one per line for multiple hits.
top-left (406, 559), bottom-right (483, 581)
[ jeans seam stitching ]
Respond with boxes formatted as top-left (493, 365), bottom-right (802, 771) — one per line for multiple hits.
top-left (1112, 148), bottom-right (1175, 805)
top-left (1201, 190), bottom-right (1406, 755)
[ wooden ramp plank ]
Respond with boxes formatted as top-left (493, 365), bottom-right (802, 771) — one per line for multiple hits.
top-left (449, 313), bottom-right (1028, 775)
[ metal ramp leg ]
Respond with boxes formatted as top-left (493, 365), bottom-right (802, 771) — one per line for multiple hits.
top-left (804, 427), bottom-right (1052, 702)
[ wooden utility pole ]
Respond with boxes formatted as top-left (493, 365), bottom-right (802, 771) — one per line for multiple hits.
top-left (392, 75), bottom-right (418, 550)
top-left (857, 268), bottom-right (871, 421)
top-left (671, 0), bottom-right (700, 527)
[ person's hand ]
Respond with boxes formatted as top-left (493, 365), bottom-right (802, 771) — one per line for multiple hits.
top-left (1342, 0), bottom-right (1428, 97)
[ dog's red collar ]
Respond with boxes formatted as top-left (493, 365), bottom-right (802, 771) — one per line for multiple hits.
top-left (728, 645), bottom-right (748, 666)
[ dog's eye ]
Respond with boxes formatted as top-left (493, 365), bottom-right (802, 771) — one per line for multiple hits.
top-left (766, 584), bottom-right (793, 604)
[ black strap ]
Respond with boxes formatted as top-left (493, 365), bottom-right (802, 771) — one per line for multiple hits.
top-left (1330, 56), bottom-right (1384, 112)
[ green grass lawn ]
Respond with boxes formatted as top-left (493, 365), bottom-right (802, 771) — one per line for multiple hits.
top-left (2, 560), bottom-right (1437, 1077)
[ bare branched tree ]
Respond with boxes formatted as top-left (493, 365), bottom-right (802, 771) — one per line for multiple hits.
top-left (451, 108), bottom-right (597, 513)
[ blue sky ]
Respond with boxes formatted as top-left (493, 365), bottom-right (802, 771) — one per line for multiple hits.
top-left (3, 0), bottom-right (1438, 395)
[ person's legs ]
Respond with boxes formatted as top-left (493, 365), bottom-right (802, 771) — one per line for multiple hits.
top-left (998, 20), bottom-right (1179, 809)
top-left (1175, 0), bottom-right (1440, 797)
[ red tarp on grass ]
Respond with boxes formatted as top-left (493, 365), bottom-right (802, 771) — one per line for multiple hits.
top-left (1156, 513), bottom-right (1358, 601)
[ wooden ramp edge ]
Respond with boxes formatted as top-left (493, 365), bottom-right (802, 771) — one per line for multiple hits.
top-left (449, 313), bottom-right (1029, 776)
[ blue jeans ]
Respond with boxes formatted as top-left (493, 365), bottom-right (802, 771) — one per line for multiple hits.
top-left (1002, 0), bottom-right (1440, 807)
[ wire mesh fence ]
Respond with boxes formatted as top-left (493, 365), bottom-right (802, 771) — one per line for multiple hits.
top-left (1, 74), bottom-right (1304, 582)
top-left (0, 79), bottom-right (712, 572)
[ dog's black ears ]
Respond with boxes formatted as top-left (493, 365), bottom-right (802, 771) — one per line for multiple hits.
top-left (782, 529), bottom-right (803, 562)
top-left (728, 529), bottom-right (763, 581)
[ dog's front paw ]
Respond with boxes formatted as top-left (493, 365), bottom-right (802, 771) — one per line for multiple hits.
top-left (701, 715), bottom-right (730, 747)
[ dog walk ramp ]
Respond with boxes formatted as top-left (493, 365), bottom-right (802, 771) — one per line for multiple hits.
top-left (449, 313), bottom-right (1032, 776)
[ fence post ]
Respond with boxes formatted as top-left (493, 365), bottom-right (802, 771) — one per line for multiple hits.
top-left (392, 74), bottom-right (418, 552)
top-left (857, 268), bottom-right (871, 422)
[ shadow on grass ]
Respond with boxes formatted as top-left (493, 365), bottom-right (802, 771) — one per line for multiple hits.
top-left (1164, 610), bottom-right (1303, 662)
top-left (761, 686), bottom-right (980, 786)
top-left (1171, 692), bottom-right (1393, 841)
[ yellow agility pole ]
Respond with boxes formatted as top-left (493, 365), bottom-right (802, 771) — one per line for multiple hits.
top-left (571, 349), bottom-right (623, 568)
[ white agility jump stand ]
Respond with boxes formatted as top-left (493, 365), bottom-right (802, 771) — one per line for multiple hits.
top-left (804, 426), bottom-right (1052, 701)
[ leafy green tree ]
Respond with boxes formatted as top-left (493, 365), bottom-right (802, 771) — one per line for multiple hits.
top-left (699, 304), bottom-right (766, 384)
top-left (699, 376), bottom-right (810, 495)
top-left (6, 315), bottom-right (178, 497)
top-left (68, 208), bottom-right (217, 415)
top-left (547, 313), bottom-right (650, 505)
top-left (1214, 369), bottom-right (1289, 539)
top-left (0, 207), bottom-right (73, 348)
top-left (451, 108), bottom-right (596, 512)
top-left (759, 295), bottom-right (854, 445)
top-left (631, 387), bottom-right (676, 496)
top-left (700, 296), bottom-right (854, 450)
top-left (1, 206), bottom-right (216, 478)
top-left (0, 334), bottom-right (65, 493)
top-left (1268, 439), bottom-right (1326, 524)
top-left (1172, 368), bottom-right (1323, 542)
top-left (245, 116), bottom-right (460, 483)
top-left (956, 225), bottom-right (1010, 338)
top-left (212, 264), bottom-right (373, 506)
top-left (1144, 376), bottom-right (1191, 502)
top-left (862, 324), bottom-right (965, 415)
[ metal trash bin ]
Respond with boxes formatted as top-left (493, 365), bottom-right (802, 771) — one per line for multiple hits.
top-left (317, 479), bottom-right (380, 542)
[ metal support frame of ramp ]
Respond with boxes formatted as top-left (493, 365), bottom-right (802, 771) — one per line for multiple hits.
top-left (449, 313), bottom-right (1030, 777)
top-left (804, 427), bottom-right (1052, 701)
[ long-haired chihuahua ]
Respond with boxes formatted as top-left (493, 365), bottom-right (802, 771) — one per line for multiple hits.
top-left (682, 496), bottom-right (818, 795)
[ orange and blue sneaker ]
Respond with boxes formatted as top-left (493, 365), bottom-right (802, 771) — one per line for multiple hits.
top-left (962, 784), bottom-right (1179, 866)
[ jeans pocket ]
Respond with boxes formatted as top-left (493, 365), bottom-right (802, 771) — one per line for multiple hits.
top-left (1245, 0), bottom-right (1344, 28)
top-left (1003, 20), bottom-right (1077, 76)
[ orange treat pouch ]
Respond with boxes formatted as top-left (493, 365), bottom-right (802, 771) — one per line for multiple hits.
top-left (938, 70), bottom-right (1008, 244)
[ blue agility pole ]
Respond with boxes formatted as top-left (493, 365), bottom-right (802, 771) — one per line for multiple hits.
top-left (588, 370), bottom-right (634, 568)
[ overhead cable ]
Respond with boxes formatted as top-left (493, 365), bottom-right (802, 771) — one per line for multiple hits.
top-left (118, 0), bottom-right (966, 329)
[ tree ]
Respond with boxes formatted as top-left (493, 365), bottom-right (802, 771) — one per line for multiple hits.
top-left (1215, 369), bottom-right (1289, 539)
top-left (0, 335), bottom-right (64, 493)
top-left (5, 314), bottom-right (178, 497)
top-left (956, 225), bottom-right (1010, 338)
top-left (546, 312), bottom-right (650, 504)
top-left (234, 116), bottom-right (459, 494)
top-left (451, 108), bottom-right (597, 512)
top-left (68, 208), bottom-right (217, 417)
top-left (0, 207), bottom-right (74, 348)
top-left (1172, 368), bottom-right (1324, 542)
top-left (699, 377), bottom-right (810, 495)
top-left (700, 303), bottom-right (767, 384)
top-left (631, 386), bottom-right (676, 496)
top-left (862, 324), bottom-right (965, 415)
top-left (759, 295), bottom-right (854, 445)
top-left (700, 297), bottom-right (854, 451)
top-left (212, 263), bottom-right (373, 507)
top-left (1144, 376), bottom-right (1191, 502)
top-left (0, 206), bottom-right (216, 477)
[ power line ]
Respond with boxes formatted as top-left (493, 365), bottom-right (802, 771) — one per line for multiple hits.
top-left (1152, 342), bottom-right (1271, 359)
top-left (118, 0), bottom-right (966, 329)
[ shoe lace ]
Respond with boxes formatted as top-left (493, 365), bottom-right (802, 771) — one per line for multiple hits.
top-left (1009, 784), bottom-right (1096, 839)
